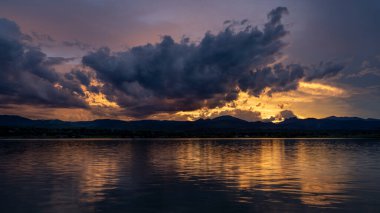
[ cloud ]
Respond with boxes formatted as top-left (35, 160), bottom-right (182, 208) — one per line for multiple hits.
top-left (65, 69), bottom-right (92, 87)
top-left (82, 7), bottom-right (345, 118)
top-left (347, 59), bottom-right (380, 78)
top-left (209, 109), bottom-right (262, 122)
top-left (263, 110), bottom-right (297, 122)
top-left (304, 61), bottom-right (345, 81)
top-left (82, 7), bottom-right (291, 117)
top-left (277, 110), bottom-right (296, 119)
top-left (239, 63), bottom-right (305, 96)
top-left (0, 8), bottom-right (348, 119)
top-left (62, 40), bottom-right (91, 51)
top-left (28, 31), bottom-right (56, 48)
top-left (0, 18), bottom-right (87, 108)
top-left (31, 31), bottom-right (55, 43)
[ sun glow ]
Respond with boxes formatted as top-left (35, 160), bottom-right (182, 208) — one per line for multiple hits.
top-left (171, 81), bottom-right (349, 121)
top-left (298, 82), bottom-right (346, 97)
top-left (81, 81), bottom-right (119, 108)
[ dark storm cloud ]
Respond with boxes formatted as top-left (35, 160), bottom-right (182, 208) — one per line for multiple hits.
top-left (83, 7), bottom-right (290, 116)
top-left (43, 56), bottom-right (76, 66)
top-left (239, 63), bottom-right (304, 96)
top-left (240, 61), bottom-right (345, 96)
top-left (0, 7), bottom-right (347, 118)
top-left (262, 110), bottom-right (297, 122)
top-left (82, 7), bottom-right (344, 117)
top-left (65, 69), bottom-right (91, 87)
top-left (0, 18), bottom-right (87, 108)
top-left (304, 61), bottom-right (345, 81)
top-left (277, 110), bottom-right (296, 119)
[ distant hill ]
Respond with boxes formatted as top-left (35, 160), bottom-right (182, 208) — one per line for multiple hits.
top-left (0, 115), bottom-right (379, 138)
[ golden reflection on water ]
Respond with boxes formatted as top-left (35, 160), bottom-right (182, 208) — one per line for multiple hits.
top-left (2, 139), bottom-right (356, 209)
top-left (4, 142), bottom-right (131, 206)
top-left (295, 142), bottom-right (352, 206)
top-left (149, 139), bottom-right (352, 207)
top-left (39, 144), bottom-right (130, 205)
top-left (77, 154), bottom-right (121, 203)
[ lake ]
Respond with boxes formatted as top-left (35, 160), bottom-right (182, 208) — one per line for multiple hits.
top-left (0, 139), bottom-right (379, 212)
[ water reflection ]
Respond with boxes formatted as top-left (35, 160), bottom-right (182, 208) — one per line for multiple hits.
top-left (0, 139), bottom-right (379, 212)
top-left (149, 139), bottom-right (374, 207)
top-left (295, 142), bottom-right (353, 206)
top-left (0, 141), bottom-right (132, 212)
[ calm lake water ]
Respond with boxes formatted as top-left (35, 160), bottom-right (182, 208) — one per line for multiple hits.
top-left (0, 139), bottom-right (379, 212)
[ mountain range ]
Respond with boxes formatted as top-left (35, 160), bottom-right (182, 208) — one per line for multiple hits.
top-left (0, 115), bottom-right (379, 138)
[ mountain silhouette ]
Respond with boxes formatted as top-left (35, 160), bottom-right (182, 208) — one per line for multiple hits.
top-left (0, 115), bottom-right (379, 138)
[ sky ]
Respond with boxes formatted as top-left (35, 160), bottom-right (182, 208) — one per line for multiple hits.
top-left (0, 0), bottom-right (379, 121)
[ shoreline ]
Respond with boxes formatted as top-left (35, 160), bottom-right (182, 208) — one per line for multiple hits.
top-left (1, 137), bottom-right (379, 140)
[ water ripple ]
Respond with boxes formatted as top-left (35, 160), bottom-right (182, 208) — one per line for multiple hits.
top-left (0, 139), bottom-right (379, 212)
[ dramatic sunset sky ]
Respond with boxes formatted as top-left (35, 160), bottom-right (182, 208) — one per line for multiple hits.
top-left (0, 0), bottom-right (379, 121)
